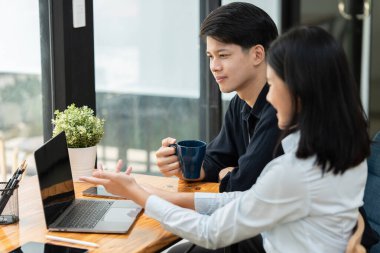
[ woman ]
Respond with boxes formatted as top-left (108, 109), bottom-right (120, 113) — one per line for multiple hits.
top-left (81, 26), bottom-right (370, 253)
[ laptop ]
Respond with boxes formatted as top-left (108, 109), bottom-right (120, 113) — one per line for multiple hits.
top-left (34, 131), bottom-right (142, 233)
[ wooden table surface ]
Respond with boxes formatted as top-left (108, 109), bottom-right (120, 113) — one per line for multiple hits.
top-left (0, 174), bottom-right (219, 252)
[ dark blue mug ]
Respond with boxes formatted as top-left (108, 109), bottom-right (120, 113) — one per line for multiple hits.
top-left (170, 140), bottom-right (206, 179)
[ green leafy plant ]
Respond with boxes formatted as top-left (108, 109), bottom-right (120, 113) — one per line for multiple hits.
top-left (52, 104), bottom-right (105, 148)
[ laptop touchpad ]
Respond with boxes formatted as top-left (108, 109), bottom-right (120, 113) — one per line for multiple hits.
top-left (103, 208), bottom-right (134, 222)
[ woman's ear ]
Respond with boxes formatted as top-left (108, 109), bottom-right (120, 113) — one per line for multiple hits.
top-left (250, 45), bottom-right (265, 66)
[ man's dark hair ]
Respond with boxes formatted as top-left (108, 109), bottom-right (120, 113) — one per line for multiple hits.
top-left (200, 2), bottom-right (278, 50)
top-left (267, 26), bottom-right (370, 174)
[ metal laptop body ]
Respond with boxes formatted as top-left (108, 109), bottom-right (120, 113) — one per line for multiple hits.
top-left (34, 131), bottom-right (142, 233)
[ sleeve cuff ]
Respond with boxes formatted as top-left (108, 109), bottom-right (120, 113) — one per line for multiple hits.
top-left (194, 192), bottom-right (221, 215)
top-left (145, 195), bottom-right (174, 222)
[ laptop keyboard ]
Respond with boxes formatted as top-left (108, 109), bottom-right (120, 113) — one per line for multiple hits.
top-left (57, 199), bottom-right (114, 228)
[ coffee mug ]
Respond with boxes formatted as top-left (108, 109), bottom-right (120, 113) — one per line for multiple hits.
top-left (170, 140), bottom-right (206, 179)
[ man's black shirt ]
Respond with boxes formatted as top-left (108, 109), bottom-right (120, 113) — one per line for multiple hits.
top-left (203, 84), bottom-right (282, 192)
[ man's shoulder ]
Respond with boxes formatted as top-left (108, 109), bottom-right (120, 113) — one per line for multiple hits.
top-left (253, 100), bottom-right (278, 128)
top-left (261, 101), bottom-right (277, 118)
top-left (228, 94), bottom-right (245, 107)
top-left (226, 94), bottom-right (278, 125)
top-left (224, 94), bottom-right (246, 119)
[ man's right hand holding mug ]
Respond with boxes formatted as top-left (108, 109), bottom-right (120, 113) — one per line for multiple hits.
top-left (156, 137), bottom-right (206, 181)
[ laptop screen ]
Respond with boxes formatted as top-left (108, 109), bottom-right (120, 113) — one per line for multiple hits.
top-left (34, 131), bottom-right (75, 226)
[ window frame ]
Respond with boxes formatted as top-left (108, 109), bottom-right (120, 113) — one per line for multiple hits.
top-left (39, 0), bottom-right (96, 142)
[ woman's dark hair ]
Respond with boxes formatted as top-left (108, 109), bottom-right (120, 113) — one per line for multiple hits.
top-left (267, 26), bottom-right (370, 174)
top-left (200, 2), bottom-right (278, 50)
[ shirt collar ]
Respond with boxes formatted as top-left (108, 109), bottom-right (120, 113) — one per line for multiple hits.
top-left (281, 131), bottom-right (300, 154)
top-left (241, 84), bottom-right (270, 121)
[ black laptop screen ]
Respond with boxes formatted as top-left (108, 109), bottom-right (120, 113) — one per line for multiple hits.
top-left (34, 131), bottom-right (75, 226)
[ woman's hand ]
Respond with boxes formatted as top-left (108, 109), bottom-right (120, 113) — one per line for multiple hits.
top-left (80, 161), bottom-right (150, 206)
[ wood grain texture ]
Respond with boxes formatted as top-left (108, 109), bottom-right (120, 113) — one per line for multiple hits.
top-left (0, 174), bottom-right (219, 252)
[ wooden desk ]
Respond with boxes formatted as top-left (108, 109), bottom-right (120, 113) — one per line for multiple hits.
top-left (0, 174), bottom-right (219, 252)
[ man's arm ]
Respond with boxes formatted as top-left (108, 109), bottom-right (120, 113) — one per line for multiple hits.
top-left (202, 96), bottom-right (241, 183)
top-left (220, 106), bottom-right (282, 192)
top-left (219, 167), bottom-right (234, 181)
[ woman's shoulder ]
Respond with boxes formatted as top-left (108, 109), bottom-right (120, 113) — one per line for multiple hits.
top-left (253, 153), bottom-right (311, 200)
top-left (260, 152), bottom-right (309, 181)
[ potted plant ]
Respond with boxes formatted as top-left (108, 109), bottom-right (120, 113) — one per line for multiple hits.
top-left (52, 103), bottom-right (105, 180)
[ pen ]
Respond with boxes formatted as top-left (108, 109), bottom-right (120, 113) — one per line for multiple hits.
top-left (9, 173), bottom-right (22, 190)
top-left (46, 235), bottom-right (99, 248)
top-left (2, 161), bottom-right (26, 195)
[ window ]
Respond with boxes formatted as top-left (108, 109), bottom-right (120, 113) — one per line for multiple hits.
top-left (94, 0), bottom-right (200, 173)
top-left (0, 1), bottom-right (43, 180)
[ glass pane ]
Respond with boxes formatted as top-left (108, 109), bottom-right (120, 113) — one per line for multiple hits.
top-left (94, 0), bottom-right (200, 174)
top-left (0, 1), bottom-right (43, 180)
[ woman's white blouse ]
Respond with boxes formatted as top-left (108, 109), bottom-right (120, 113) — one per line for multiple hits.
top-left (145, 131), bottom-right (367, 253)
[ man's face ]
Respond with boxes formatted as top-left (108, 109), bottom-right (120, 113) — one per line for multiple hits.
top-left (206, 36), bottom-right (256, 94)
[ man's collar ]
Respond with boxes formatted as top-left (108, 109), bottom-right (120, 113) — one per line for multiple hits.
top-left (241, 84), bottom-right (269, 120)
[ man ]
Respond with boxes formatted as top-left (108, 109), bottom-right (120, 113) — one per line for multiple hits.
top-left (156, 3), bottom-right (281, 253)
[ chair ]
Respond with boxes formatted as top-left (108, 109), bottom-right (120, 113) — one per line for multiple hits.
top-left (363, 131), bottom-right (380, 252)
top-left (346, 213), bottom-right (366, 253)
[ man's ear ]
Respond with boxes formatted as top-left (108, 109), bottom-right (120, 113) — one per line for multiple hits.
top-left (250, 45), bottom-right (265, 66)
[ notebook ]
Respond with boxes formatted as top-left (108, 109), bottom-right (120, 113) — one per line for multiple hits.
top-left (34, 131), bottom-right (142, 233)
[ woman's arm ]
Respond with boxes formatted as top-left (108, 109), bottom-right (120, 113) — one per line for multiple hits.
top-left (80, 167), bottom-right (308, 250)
top-left (141, 183), bottom-right (195, 209)
top-left (80, 170), bottom-right (196, 209)
top-left (144, 162), bottom-right (308, 249)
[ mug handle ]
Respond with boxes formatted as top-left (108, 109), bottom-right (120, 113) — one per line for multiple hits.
top-left (168, 143), bottom-right (178, 155)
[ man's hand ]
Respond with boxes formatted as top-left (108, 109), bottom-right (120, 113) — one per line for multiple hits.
top-left (219, 167), bottom-right (234, 181)
top-left (155, 137), bottom-right (183, 178)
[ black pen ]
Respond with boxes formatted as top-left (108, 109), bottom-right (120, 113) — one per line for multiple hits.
top-left (1, 161), bottom-right (26, 196)
top-left (9, 171), bottom-right (24, 190)
top-left (10, 162), bottom-right (27, 190)
top-left (1, 172), bottom-right (17, 196)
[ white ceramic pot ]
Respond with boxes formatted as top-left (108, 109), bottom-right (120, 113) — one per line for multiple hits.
top-left (68, 145), bottom-right (97, 181)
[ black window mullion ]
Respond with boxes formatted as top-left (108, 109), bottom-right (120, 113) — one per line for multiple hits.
top-left (199, 0), bottom-right (222, 143)
top-left (281, 0), bottom-right (300, 32)
top-left (39, 0), bottom-right (96, 142)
